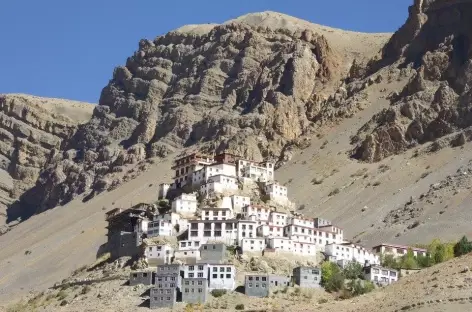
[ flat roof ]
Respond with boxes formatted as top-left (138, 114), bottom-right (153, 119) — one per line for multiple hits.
top-left (372, 243), bottom-right (427, 252)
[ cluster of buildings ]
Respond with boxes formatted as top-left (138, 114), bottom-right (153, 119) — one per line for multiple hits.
top-left (106, 151), bottom-right (429, 308)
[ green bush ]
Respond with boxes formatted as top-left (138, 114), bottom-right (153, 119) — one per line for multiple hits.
top-left (211, 289), bottom-right (227, 298)
top-left (56, 290), bottom-right (67, 301)
top-left (454, 236), bottom-right (472, 257)
top-left (235, 303), bottom-right (245, 310)
top-left (342, 262), bottom-right (363, 280)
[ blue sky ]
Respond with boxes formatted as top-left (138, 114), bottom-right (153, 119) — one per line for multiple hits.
top-left (0, 0), bottom-right (411, 103)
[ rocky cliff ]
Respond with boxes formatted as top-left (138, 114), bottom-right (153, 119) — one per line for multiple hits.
top-left (11, 12), bottom-right (388, 217)
top-left (351, 0), bottom-right (472, 162)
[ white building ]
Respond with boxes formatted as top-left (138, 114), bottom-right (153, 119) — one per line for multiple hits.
top-left (364, 266), bottom-right (399, 285)
top-left (325, 243), bottom-right (380, 266)
top-left (192, 163), bottom-right (237, 186)
top-left (237, 220), bottom-right (258, 242)
top-left (172, 153), bottom-right (214, 188)
top-left (171, 193), bottom-right (198, 215)
top-left (237, 159), bottom-right (275, 182)
top-left (241, 238), bottom-right (266, 253)
top-left (208, 264), bottom-right (236, 290)
top-left (256, 224), bottom-right (284, 238)
top-left (188, 220), bottom-right (238, 245)
top-left (230, 195), bottom-right (251, 211)
top-left (158, 183), bottom-right (171, 199)
top-left (241, 205), bottom-right (271, 225)
top-left (199, 174), bottom-right (239, 197)
top-left (268, 212), bottom-right (288, 227)
top-left (284, 225), bottom-right (316, 244)
top-left (288, 217), bottom-right (315, 228)
top-left (292, 242), bottom-right (317, 257)
top-left (265, 183), bottom-right (290, 206)
top-left (201, 207), bottom-right (234, 221)
top-left (182, 264), bottom-right (209, 279)
top-left (372, 243), bottom-right (427, 258)
top-left (144, 244), bottom-right (174, 266)
top-left (267, 237), bottom-right (293, 253)
top-left (148, 213), bottom-right (188, 237)
top-left (317, 225), bottom-right (344, 244)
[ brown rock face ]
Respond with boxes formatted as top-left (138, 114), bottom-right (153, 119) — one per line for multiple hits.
top-left (352, 0), bottom-right (472, 162)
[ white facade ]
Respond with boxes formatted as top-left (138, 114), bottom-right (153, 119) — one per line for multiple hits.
top-left (171, 193), bottom-right (198, 215)
top-left (364, 266), bottom-right (399, 285)
top-left (237, 220), bottom-right (258, 242)
top-left (158, 183), bottom-right (171, 199)
top-left (208, 264), bottom-right (236, 290)
top-left (174, 249), bottom-right (200, 261)
top-left (188, 220), bottom-right (238, 245)
top-left (148, 213), bottom-right (188, 237)
top-left (372, 244), bottom-right (427, 258)
top-left (265, 183), bottom-right (290, 205)
top-left (292, 242), bottom-right (317, 257)
top-left (145, 244), bottom-right (174, 265)
top-left (241, 238), bottom-right (266, 253)
top-left (289, 217), bottom-right (315, 228)
top-left (199, 175), bottom-right (239, 196)
top-left (237, 160), bottom-right (275, 182)
top-left (267, 237), bottom-right (293, 253)
top-left (182, 264), bottom-right (209, 279)
top-left (201, 208), bottom-right (233, 221)
top-left (192, 163), bottom-right (237, 186)
top-left (268, 212), bottom-right (288, 227)
top-left (231, 195), bottom-right (251, 211)
top-left (317, 225), bottom-right (344, 244)
top-left (325, 243), bottom-right (380, 266)
top-left (241, 205), bottom-right (271, 224)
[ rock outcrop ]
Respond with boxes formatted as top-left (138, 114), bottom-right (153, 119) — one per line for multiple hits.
top-left (352, 0), bottom-right (472, 162)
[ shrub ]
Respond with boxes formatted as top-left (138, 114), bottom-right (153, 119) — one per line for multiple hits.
top-left (328, 188), bottom-right (340, 196)
top-left (372, 181), bottom-right (381, 186)
top-left (343, 262), bottom-right (363, 280)
top-left (321, 262), bottom-right (344, 292)
top-left (311, 176), bottom-right (324, 185)
top-left (420, 171), bottom-right (431, 179)
top-left (60, 300), bottom-right (68, 306)
top-left (454, 236), bottom-right (472, 257)
top-left (235, 304), bottom-right (245, 310)
top-left (318, 298), bottom-right (328, 304)
top-left (211, 289), bottom-right (227, 298)
top-left (81, 285), bottom-right (92, 295)
top-left (56, 290), bottom-right (67, 301)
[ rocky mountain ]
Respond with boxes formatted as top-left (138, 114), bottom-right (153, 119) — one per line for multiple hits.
top-left (0, 94), bottom-right (93, 223)
top-left (351, 0), bottom-right (472, 162)
top-left (9, 12), bottom-right (389, 218)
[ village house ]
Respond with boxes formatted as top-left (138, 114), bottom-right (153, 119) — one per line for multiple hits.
top-left (242, 205), bottom-right (271, 224)
top-left (182, 264), bottom-right (210, 279)
top-left (146, 213), bottom-right (188, 237)
top-left (244, 274), bottom-right (291, 297)
top-left (172, 152), bottom-right (214, 188)
top-left (293, 266), bottom-right (321, 288)
top-left (187, 220), bottom-right (238, 245)
top-left (314, 217), bottom-right (332, 228)
top-left (257, 224), bottom-right (284, 238)
top-left (199, 174), bottom-right (239, 197)
top-left (144, 243), bottom-right (174, 266)
top-left (264, 182), bottom-right (291, 206)
top-left (241, 237), bottom-right (266, 253)
top-left (372, 243), bottom-right (427, 258)
top-left (151, 264), bottom-right (181, 309)
top-left (181, 278), bottom-right (208, 304)
top-left (208, 264), bottom-right (236, 290)
top-left (325, 242), bottom-right (380, 266)
top-left (199, 243), bottom-right (227, 263)
top-left (237, 220), bottom-right (258, 242)
top-left (268, 211), bottom-right (288, 227)
top-left (174, 240), bottom-right (201, 264)
top-left (171, 193), bottom-right (198, 215)
top-left (237, 159), bottom-right (275, 182)
top-left (363, 265), bottom-right (399, 285)
top-left (267, 237), bottom-right (293, 253)
top-left (129, 271), bottom-right (154, 286)
top-left (200, 207), bottom-right (234, 221)
top-left (230, 195), bottom-right (251, 211)
top-left (192, 163), bottom-right (237, 187)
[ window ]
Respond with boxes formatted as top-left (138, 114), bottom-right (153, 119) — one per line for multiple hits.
top-left (248, 276), bottom-right (253, 281)
top-left (261, 276), bottom-right (266, 281)
top-left (304, 276), bottom-right (307, 279)
top-left (220, 267), bottom-right (225, 272)
top-left (226, 267), bottom-right (232, 272)
top-left (226, 274), bottom-right (231, 278)
top-left (133, 273), bottom-right (138, 278)
top-left (213, 267), bottom-right (218, 272)
top-left (189, 273), bottom-right (194, 278)
top-left (255, 283), bottom-right (259, 288)
top-left (255, 277), bottom-right (260, 281)
top-left (203, 245), bottom-right (208, 250)
top-left (166, 289), bottom-right (171, 294)
top-left (191, 289), bottom-right (195, 293)
top-left (198, 273), bottom-right (203, 278)
top-left (198, 281), bottom-right (203, 286)
top-left (198, 288), bottom-right (203, 293)
top-left (189, 265), bottom-right (194, 271)
top-left (185, 281), bottom-right (189, 285)
top-left (213, 274), bottom-right (217, 278)
top-left (248, 283), bottom-right (253, 288)
top-left (170, 283), bottom-right (175, 287)
top-left (198, 265), bottom-right (204, 270)
top-left (166, 297), bottom-right (171, 301)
